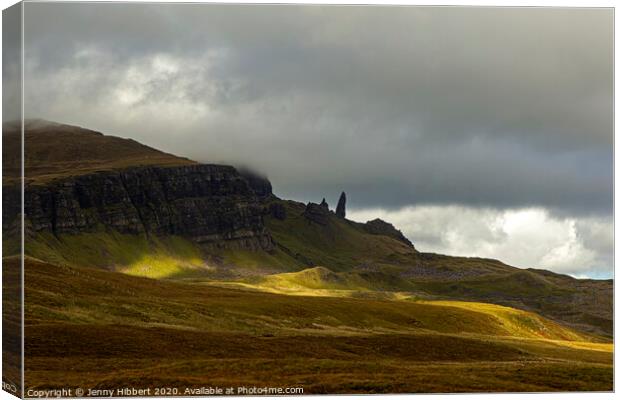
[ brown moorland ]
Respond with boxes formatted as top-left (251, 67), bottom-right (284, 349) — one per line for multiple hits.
top-left (18, 257), bottom-right (612, 394)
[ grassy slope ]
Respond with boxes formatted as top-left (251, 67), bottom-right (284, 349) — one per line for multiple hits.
top-left (3, 120), bottom-right (195, 184)
top-left (248, 266), bottom-right (417, 292)
top-left (412, 270), bottom-right (613, 337)
top-left (211, 268), bottom-right (597, 343)
top-left (21, 197), bottom-right (613, 337)
top-left (264, 200), bottom-right (417, 272)
top-left (9, 121), bottom-right (610, 337)
top-left (263, 200), bottom-right (612, 337)
top-left (6, 120), bottom-right (613, 392)
top-left (24, 231), bottom-right (212, 279)
top-left (19, 257), bottom-right (611, 392)
top-left (25, 257), bottom-right (541, 338)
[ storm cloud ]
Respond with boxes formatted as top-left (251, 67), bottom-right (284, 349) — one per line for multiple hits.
top-left (20, 4), bottom-right (613, 277)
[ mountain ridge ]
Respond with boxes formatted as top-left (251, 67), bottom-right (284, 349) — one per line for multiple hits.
top-left (2, 120), bottom-right (612, 338)
top-left (3, 119), bottom-right (196, 184)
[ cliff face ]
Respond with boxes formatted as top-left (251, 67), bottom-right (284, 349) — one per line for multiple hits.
top-left (10, 164), bottom-right (274, 250)
top-left (238, 168), bottom-right (273, 199)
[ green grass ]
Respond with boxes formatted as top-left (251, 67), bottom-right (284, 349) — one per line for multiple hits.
top-left (254, 266), bottom-right (367, 290)
top-left (20, 198), bottom-right (418, 280)
top-left (217, 247), bottom-right (304, 272)
top-left (23, 257), bottom-right (604, 342)
top-left (7, 121), bottom-right (614, 392)
top-left (264, 200), bottom-right (416, 272)
top-left (18, 257), bottom-right (612, 392)
top-left (21, 213), bottom-right (612, 338)
top-left (416, 270), bottom-right (574, 299)
top-left (25, 231), bottom-right (211, 279)
top-left (234, 266), bottom-right (417, 296)
top-left (422, 300), bottom-right (593, 342)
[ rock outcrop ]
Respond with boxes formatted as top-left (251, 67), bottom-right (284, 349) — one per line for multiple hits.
top-left (8, 164), bottom-right (275, 250)
top-left (335, 191), bottom-right (346, 219)
top-left (238, 168), bottom-right (273, 199)
top-left (303, 201), bottom-right (331, 226)
top-left (319, 198), bottom-right (329, 211)
top-left (364, 218), bottom-right (413, 247)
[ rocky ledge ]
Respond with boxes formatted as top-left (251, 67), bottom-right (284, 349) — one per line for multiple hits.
top-left (5, 164), bottom-right (275, 250)
top-left (364, 218), bottom-right (413, 247)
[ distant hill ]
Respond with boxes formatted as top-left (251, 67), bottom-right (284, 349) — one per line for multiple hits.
top-left (3, 119), bottom-right (195, 183)
top-left (261, 198), bottom-right (613, 337)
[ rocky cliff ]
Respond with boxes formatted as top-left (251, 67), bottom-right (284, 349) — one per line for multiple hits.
top-left (364, 218), bottom-right (413, 247)
top-left (6, 164), bottom-right (274, 250)
top-left (303, 199), bottom-right (331, 226)
top-left (2, 121), bottom-right (275, 251)
top-left (238, 168), bottom-right (273, 199)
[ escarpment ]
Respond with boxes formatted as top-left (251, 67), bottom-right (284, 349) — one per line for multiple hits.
top-left (2, 120), bottom-right (275, 251)
top-left (8, 164), bottom-right (275, 250)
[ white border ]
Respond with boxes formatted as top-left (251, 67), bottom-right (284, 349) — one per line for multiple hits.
top-left (0, 1), bottom-right (617, 400)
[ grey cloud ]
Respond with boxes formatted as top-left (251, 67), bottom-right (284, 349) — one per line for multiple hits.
top-left (3, 3), bottom-right (22, 122)
top-left (22, 4), bottom-right (613, 218)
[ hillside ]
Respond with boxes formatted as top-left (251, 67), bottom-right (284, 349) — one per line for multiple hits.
top-left (16, 257), bottom-right (612, 392)
top-left (5, 120), bottom-right (612, 340)
top-left (258, 199), bottom-right (613, 337)
top-left (2, 120), bottom-right (613, 393)
top-left (3, 120), bottom-right (275, 255)
top-left (3, 119), bottom-right (195, 184)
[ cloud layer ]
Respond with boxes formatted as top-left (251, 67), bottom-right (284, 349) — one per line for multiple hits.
top-left (20, 4), bottom-right (613, 277)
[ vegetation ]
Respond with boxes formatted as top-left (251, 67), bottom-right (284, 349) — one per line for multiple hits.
top-left (19, 257), bottom-right (611, 392)
top-left (25, 231), bottom-right (211, 279)
top-left (9, 122), bottom-right (612, 393)
top-left (264, 200), bottom-right (416, 271)
top-left (4, 120), bottom-right (195, 185)
top-left (20, 197), bottom-right (613, 338)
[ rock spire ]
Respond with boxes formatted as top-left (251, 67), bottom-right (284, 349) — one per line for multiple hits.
top-left (335, 191), bottom-right (346, 219)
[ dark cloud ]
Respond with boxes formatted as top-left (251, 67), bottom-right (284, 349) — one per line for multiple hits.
top-left (22, 4), bottom-right (613, 217)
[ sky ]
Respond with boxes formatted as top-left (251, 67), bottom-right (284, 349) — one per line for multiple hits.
top-left (17, 4), bottom-right (613, 278)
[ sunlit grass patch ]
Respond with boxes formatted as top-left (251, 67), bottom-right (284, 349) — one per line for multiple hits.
top-left (25, 230), bottom-right (213, 278)
top-left (421, 300), bottom-right (592, 342)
